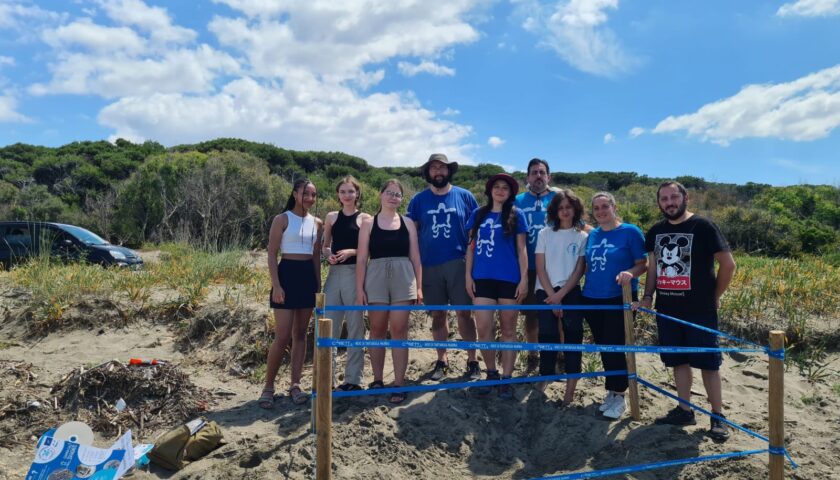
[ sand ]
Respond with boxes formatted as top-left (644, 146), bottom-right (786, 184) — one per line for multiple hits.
top-left (1, 278), bottom-right (838, 479)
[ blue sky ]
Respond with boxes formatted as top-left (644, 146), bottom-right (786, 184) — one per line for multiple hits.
top-left (1, 0), bottom-right (839, 186)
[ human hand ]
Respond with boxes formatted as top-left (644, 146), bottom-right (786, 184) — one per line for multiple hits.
top-left (271, 286), bottom-right (285, 304)
top-left (615, 270), bottom-right (633, 286)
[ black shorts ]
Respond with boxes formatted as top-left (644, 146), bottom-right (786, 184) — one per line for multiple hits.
top-left (656, 309), bottom-right (722, 371)
top-left (270, 258), bottom-right (317, 310)
top-left (522, 270), bottom-right (538, 317)
top-left (474, 279), bottom-right (517, 300)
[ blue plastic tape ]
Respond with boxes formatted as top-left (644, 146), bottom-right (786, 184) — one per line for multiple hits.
top-left (637, 307), bottom-right (765, 350)
top-left (318, 370), bottom-right (629, 399)
top-left (317, 303), bottom-right (627, 313)
top-left (318, 337), bottom-right (764, 355)
top-left (635, 376), bottom-right (770, 443)
top-left (533, 449), bottom-right (770, 480)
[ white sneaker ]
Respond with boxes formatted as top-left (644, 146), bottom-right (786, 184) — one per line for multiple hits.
top-left (598, 391), bottom-right (616, 412)
top-left (603, 394), bottom-right (626, 419)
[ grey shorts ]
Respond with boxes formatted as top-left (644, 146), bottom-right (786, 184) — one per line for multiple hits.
top-left (365, 257), bottom-right (417, 304)
top-left (422, 257), bottom-right (472, 307)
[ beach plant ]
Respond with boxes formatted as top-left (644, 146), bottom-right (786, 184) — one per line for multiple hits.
top-left (832, 384), bottom-right (840, 397)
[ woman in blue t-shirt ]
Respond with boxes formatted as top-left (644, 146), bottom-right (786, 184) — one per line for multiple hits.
top-left (465, 173), bottom-right (528, 398)
top-left (583, 192), bottom-right (647, 420)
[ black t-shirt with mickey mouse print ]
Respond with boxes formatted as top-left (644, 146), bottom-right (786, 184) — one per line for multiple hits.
top-left (644, 215), bottom-right (729, 314)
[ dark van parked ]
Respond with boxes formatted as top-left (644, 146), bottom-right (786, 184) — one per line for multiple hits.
top-left (0, 221), bottom-right (143, 269)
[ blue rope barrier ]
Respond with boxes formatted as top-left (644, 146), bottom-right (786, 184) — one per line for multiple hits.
top-left (313, 371), bottom-right (628, 399)
top-left (633, 376), bottom-right (798, 469)
top-left (533, 449), bottom-right (770, 479)
top-left (318, 337), bottom-right (765, 355)
top-left (316, 303), bottom-right (628, 314)
top-left (637, 307), bottom-right (765, 350)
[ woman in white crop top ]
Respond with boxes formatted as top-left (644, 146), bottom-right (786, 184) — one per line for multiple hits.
top-left (261, 178), bottom-right (323, 409)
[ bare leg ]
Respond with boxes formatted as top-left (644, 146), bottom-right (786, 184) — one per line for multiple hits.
top-left (264, 309), bottom-right (293, 392)
top-left (701, 369), bottom-right (723, 412)
top-left (563, 379), bottom-right (578, 405)
top-left (474, 298), bottom-right (497, 372)
top-left (674, 364), bottom-right (693, 410)
top-left (390, 302), bottom-right (411, 385)
top-left (431, 310), bottom-right (449, 363)
top-left (499, 299), bottom-right (518, 377)
top-left (368, 307), bottom-right (389, 383)
top-left (289, 308), bottom-right (312, 386)
top-left (456, 309), bottom-right (477, 362)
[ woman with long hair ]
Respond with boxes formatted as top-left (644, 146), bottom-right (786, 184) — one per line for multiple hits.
top-left (356, 179), bottom-right (423, 405)
top-left (582, 192), bottom-right (647, 419)
top-left (260, 179), bottom-right (322, 409)
top-left (322, 176), bottom-right (370, 391)
top-left (465, 173), bottom-right (528, 399)
top-left (534, 189), bottom-right (588, 405)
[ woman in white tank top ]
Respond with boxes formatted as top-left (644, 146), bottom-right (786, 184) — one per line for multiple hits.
top-left (261, 179), bottom-right (323, 409)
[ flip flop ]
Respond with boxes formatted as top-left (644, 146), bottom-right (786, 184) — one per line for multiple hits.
top-left (367, 380), bottom-right (385, 390)
top-left (336, 383), bottom-right (363, 392)
top-left (389, 391), bottom-right (408, 405)
top-left (289, 385), bottom-right (310, 405)
top-left (258, 389), bottom-right (275, 409)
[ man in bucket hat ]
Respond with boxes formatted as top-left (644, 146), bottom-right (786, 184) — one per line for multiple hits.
top-left (407, 153), bottom-right (481, 381)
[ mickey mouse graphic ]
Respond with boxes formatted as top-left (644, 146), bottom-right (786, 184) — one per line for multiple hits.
top-left (657, 234), bottom-right (690, 277)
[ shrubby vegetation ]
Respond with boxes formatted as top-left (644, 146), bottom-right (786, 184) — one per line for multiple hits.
top-left (1, 138), bottom-right (837, 259)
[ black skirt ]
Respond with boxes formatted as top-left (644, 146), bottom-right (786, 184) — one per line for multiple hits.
top-left (270, 258), bottom-right (317, 309)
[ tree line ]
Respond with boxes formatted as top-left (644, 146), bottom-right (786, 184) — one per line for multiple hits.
top-left (1, 138), bottom-right (838, 261)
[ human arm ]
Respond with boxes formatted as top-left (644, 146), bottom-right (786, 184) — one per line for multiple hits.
top-left (465, 240), bottom-right (476, 301)
top-left (616, 258), bottom-right (647, 286)
top-left (322, 211), bottom-right (337, 263)
top-left (406, 218), bottom-right (424, 304)
top-left (355, 217), bottom-right (372, 305)
top-left (713, 251), bottom-right (736, 309)
top-left (635, 252), bottom-right (657, 310)
top-left (267, 214), bottom-right (288, 304)
top-left (515, 232), bottom-right (528, 303)
top-left (312, 218), bottom-right (323, 291)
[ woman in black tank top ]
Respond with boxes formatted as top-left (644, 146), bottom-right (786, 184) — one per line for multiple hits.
top-left (355, 179), bottom-right (423, 404)
top-left (322, 176), bottom-right (371, 391)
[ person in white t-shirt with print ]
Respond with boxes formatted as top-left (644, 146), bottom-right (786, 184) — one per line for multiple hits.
top-left (534, 189), bottom-right (589, 406)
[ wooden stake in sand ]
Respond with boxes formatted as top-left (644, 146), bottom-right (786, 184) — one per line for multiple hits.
top-left (315, 292), bottom-right (333, 480)
top-left (622, 283), bottom-right (641, 420)
top-left (769, 330), bottom-right (784, 480)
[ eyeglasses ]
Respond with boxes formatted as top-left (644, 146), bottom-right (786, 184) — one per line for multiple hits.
top-left (383, 190), bottom-right (403, 199)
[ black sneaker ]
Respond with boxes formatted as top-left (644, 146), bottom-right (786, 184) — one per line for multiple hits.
top-left (654, 406), bottom-right (697, 426)
top-left (708, 414), bottom-right (730, 442)
top-left (430, 360), bottom-right (449, 381)
top-left (466, 361), bottom-right (482, 380)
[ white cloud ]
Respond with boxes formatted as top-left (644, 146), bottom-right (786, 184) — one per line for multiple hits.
top-left (603, 133), bottom-right (615, 143)
top-left (397, 61), bottom-right (456, 77)
top-left (777, 0), bottom-right (840, 17)
top-left (442, 107), bottom-right (460, 116)
top-left (24, 1), bottom-right (483, 167)
top-left (30, 45), bottom-right (240, 97)
top-left (99, 76), bottom-right (474, 166)
top-left (0, 56), bottom-right (14, 66)
top-left (0, 2), bottom-right (63, 31)
top-left (208, 2), bottom-right (479, 82)
top-left (629, 126), bottom-right (645, 137)
top-left (651, 64), bottom-right (840, 145)
top-left (487, 136), bottom-right (505, 148)
top-left (42, 19), bottom-right (146, 54)
top-left (0, 92), bottom-right (30, 123)
top-left (774, 158), bottom-right (823, 175)
top-left (517, 0), bottom-right (639, 77)
top-left (96, 0), bottom-right (196, 44)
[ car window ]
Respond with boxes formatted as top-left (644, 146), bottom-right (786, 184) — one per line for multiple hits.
top-left (62, 225), bottom-right (108, 245)
top-left (39, 227), bottom-right (74, 251)
top-left (2, 225), bottom-right (34, 252)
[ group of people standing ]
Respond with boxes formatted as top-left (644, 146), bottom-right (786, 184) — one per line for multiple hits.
top-left (259, 154), bottom-right (736, 442)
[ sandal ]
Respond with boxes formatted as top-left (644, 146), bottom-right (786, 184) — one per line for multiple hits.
top-left (258, 389), bottom-right (275, 409)
top-left (367, 380), bottom-right (385, 390)
top-left (289, 385), bottom-right (310, 405)
top-left (389, 391), bottom-right (408, 405)
top-left (336, 383), bottom-right (363, 392)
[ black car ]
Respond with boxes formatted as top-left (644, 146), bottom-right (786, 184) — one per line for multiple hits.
top-left (0, 221), bottom-right (144, 269)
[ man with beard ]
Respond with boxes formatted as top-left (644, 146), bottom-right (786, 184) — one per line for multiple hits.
top-left (407, 153), bottom-right (480, 381)
top-left (638, 181), bottom-right (736, 441)
top-left (514, 158), bottom-right (557, 373)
